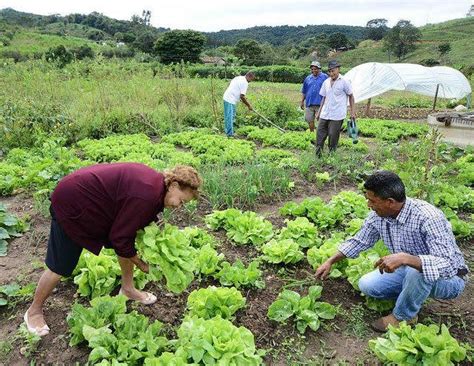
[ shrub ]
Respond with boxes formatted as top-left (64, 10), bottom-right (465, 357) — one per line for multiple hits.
top-left (45, 45), bottom-right (73, 68)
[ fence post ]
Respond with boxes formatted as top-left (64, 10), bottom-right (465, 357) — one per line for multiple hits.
top-left (432, 84), bottom-right (440, 111)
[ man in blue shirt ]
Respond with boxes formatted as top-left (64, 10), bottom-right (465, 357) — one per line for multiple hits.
top-left (300, 61), bottom-right (328, 132)
top-left (315, 171), bottom-right (468, 332)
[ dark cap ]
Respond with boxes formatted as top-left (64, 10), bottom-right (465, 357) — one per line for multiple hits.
top-left (328, 60), bottom-right (341, 70)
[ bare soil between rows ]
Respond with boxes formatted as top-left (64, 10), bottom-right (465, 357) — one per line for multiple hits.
top-left (0, 185), bottom-right (473, 365)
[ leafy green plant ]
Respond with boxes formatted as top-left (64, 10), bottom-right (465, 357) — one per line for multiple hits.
top-left (226, 211), bottom-right (274, 246)
top-left (214, 260), bottom-right (265, 289)
top-left (280, 191), bottom-right (368, 231)
top-left (261, 238), bottom-right (304, 264)
top-left (16, 324), bottom-right (41, 358)
top-left (278, 217), bottom-right (321, 248)
top-left (195, 244), bottom-right (225, 276)
top-left (135, 223), bottom-right (196, 293)
top-left (67, 295), bottom-right (168, 365)
top-left (256, 148), bottom-right (299, 168)
top-left (345, 241), bottom-right (389, 292)
top-left (143, 353), bottom-right (189, 365)
top-left (369, 322), bottom-right (471, 365)
top-left (267, 285), bottom-right (337, 334)
top-left (0, 282), bottom-right (35, 307)
top-left (73, 251), bottom-right (122, 298)
top-left (0, 203), bottom-right (29, 256)
top-left (186, 286), bottom-right (246, 320)
top-left (306, 233), bottom-right (348, 278)
top-left (182, 227), bottom-right (217, 248)
top-left (238, 126), bottom-right (314, 150)
top-left (171, 316), bottom-right (264, 365)
top-left (72, 249), bottom-right (156, 298)
top-left (207, 209), bottom-right (274, 246)
top-left (162, 129), bottom-right (255, 165)
top-left (315, 171), bottom-right (331, 187)
top-left (205, 208), bottom-right (243, 230)
top-left (357, 118), bottom-right (429, 142)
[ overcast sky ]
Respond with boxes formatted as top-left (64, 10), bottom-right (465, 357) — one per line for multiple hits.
top-left (0, 0), bottom-right (472, 32)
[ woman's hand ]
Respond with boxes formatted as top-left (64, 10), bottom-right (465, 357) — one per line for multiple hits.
top-left (130, 255), bottom-right (150, 273)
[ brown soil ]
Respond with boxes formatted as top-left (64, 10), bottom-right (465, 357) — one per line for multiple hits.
top-left (0, 182), bottom-right (473, 366)
top-left (362, 106), bottom-right (435, 120)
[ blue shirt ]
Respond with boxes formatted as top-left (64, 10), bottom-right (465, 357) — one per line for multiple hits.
top-left (301, 72), bottom-right (328, 107)
top-left (339, 198), bottom-right (468, 284)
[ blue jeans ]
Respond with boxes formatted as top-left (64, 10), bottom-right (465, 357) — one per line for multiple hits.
top-left (358, 266), bottom-right (465, 320)
top-left (223, 101), bottom-right (236, 136)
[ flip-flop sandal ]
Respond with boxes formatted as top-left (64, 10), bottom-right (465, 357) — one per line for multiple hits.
top-left (118, 289), bottom-right (157, 305)
top-left (24, 311), bottom-right (50, 337)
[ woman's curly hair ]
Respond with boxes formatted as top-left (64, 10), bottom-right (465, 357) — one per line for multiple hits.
top-left (163, 165), bottom-right (202, 197)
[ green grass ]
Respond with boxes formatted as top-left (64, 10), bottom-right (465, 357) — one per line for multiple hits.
top-left (200, 162), bottom-right (294, 209)
top-left (0, 31), bottom-right (102, 55)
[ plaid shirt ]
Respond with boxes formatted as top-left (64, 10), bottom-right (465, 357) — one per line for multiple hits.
top-left (339, 198), bottom-right (468, 283)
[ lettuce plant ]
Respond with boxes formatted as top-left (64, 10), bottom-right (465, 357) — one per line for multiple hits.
top-left (195, 244), bottom-right (225, 276)
top-left (186, 286), bottom-right (246, 320)
top-left (278, 217), bottom-right (320, 248)
top-left (226, 211), bottom-right (274, 246)
top-left (173, 316), bottom-right (264, 365)
top-left (369, 322), bottom-right (470, 365)
top-left (214, 260), bottom-right (265, 289)
top-left (267, 285), bottom-right (337, 334)
top-left (261, 238), bottom-right (304, 264)
top-left (68, 295), bottom-right (168, 365)
top-left (136, 223), bottom-right (196, 293)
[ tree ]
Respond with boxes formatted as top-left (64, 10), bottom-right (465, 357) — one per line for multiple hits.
top-left (86, 29), bottom-right (106, 41)
top-left (133, 31), bottom-right (157, 53)
top-left (233, 38), bottom-right (263, 65)
top-left (45, 45), bottom-right (73, 68)
top-left (366, 18), bottom-right (388, 41)
top-left (383, 20), bottom-right (421, 60)
top-left (328, 32), bottom-right (349, 49)
top-left (154, 30), bottom-right (206, 64)
top-left (141, 10), bottom-right (152, 26)
top-left (438, 43), bottom-right (451, 56)
top-left (72, 45), bottom-right (95, 60)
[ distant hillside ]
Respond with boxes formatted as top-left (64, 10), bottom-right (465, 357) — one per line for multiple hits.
top-left (337, 17), bottom-right (474, 69)
top-left (0, 8), bottom-right (365, 48)
top-left (205, 24), bottom-right (366, 46)
top-left (0, 8), bottom-right (168, 40)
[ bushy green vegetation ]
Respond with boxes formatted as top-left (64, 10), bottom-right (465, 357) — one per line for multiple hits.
top-left (369, 322), bottom-right (471, 365)
top-left (267, 285), bottom-right (337, 334)
top-left (0, 204), bottom-right (29, 256)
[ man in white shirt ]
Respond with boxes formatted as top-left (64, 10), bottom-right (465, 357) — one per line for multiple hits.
top-left (223, 72), bottom-right (255, 137)
top-left (315, 61), bottom-right (356, 155)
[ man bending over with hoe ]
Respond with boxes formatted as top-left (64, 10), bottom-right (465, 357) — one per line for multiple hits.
top-left (223, 71), bottom-right (255, 137)
top-left (315, 171), bottom-right (468, 332)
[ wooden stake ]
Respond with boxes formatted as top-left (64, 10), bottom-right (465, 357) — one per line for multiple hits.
top-left (432, 84), bottom-right (440, 111)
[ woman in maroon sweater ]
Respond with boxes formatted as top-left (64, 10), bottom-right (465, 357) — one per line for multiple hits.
top-left (25, 163), bottom-right (202, 336)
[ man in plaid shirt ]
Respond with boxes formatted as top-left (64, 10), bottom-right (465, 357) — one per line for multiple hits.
top-left (316, 171), bottom-right (468, 332)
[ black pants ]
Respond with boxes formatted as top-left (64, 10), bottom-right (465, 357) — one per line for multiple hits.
top-left (315, 118), bottom-right (343, 155)
top-left (45, 206), bottom-right (83, 277)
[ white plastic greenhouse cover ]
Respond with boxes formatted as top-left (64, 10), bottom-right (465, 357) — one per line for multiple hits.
top-left (344, 62), bottom-right (472, 103)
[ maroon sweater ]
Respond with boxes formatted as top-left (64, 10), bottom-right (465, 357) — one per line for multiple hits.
top-left (51, 163), bottom-right (165, 257)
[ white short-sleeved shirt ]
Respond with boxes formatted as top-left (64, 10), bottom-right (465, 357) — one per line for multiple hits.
top-left (319, 75), bottom-right (353, 120)
top-left (223, 76), bottom-right (249, 105)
